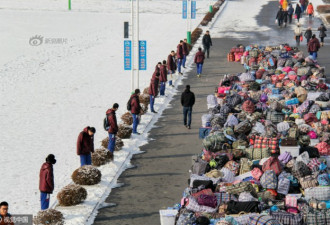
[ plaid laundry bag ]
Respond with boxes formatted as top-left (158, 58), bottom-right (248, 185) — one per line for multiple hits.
top-left (220, 167), bottom-right (235, 183)
top-left (270, 211), bottom-right (304, 225)
top-left (306, 208), bottom-right (330, 225)
top-left (260, 170), bottom-right (278, 189)
top-left (214, 192), bottom-right (237, 206)
top-left (262, 156), bottom-right (282, 176)
top-left (278, 151), bottom-right (292, 164)
top-left (304, 186), bottom-right (330, 201)
top-left (249, 215), bottom-right (281, 225)
top-left (185, 196), bottom-right (217, 213)
top-left (299, 175), bottom-right (318, 189)
top-left (285, 195), bottom-right (298, 208)
top-left (277, 177), bottom-right (290, 195)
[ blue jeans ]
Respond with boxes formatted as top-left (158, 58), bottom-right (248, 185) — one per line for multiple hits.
top-left (108, 133), bottom-right (116, 153)
top-left (80, 154), bottom-right (91, 166)
top-left (150, 95), bottom-right (155, 112)
top-left (177, 59), bottom-right (182, 73)
top-left (160, 82), bottom-right (166, 95)
top-left (182, 55), bottom-right (187, 68)
top-left (196, 63), bottom-right (203, 74)
top-left (40, 192), bottom-right (50, 210)
top-left (183, 106), bottom-right (192, 126)
top-left (310, 52), bottom-right (317, 60)
top-left (132, 113), bottom-right (139, 133)
top-left (168, 70), bottom-right (174, 86)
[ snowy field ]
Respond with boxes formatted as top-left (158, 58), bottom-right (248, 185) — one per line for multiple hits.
top-left (0, 0), bottom-right (213, 219)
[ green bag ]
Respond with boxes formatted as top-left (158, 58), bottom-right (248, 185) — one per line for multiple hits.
top-left (226, 181), bottom-right (257, 197)
top-left (245, 148), bottom-right (270, 160)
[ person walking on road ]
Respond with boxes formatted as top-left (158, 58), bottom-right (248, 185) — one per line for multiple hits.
top-left (300, 0), bottom-right (307, 13)
top-left (304, 27), bottom-right (313, 44)
top-left (308, 34), bottom-right (320, 60)
top-left (176, 40), bottom-right (184, 75)
top-left (182, 39), bottom-right (189, 68)
top-left (306, 3), bottom-right (314, 20)
top-left (129, 89), bottom-right (142, 135)
top-left (194, 47), bottom-right (205, 77)
top-left (159, 60), bottom-right (168, 96)
top-left (282, 0), bottom-right (288, 10)
top-left (276, 7), bottom-right (284, 27)
top-left (202, 30), bottom-right (213, 58)
top-left (149, 72), bottom-right (160, 113)
top-left (294, 23), bottom-right (303, 46)
top-left (39, 154), bottom-right (56, 210)
top-left (181, 85), bottom-right (195, 129)
top-left (106, 103), bottom-right (119, 156)
top-left (318, 23), bottom-right (327, 47)
top-left (77, 126), bottom-right (95, 166)
top-left (283, 9), bottom-right (288, 27)
top-left (295, 3), bottom-right (302, 22)
top-left (0, 202), bottom-right (14, 225)
top-left (167, 51), bottom-right (176, 87)
top-left (288, 3), bottom-right (294, 24)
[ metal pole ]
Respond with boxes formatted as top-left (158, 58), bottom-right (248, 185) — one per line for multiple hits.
top-left (136, 0), bottom-right (139, 89)
top-left (69, 0), bottom-right (71, 10)
top-left (131, 0), bottom-right (134, 92)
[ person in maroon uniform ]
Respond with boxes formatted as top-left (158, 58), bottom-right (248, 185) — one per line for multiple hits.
top-left (167, 51), bottom-right (176, 87)
top-left (106, 103), bottom-right (119, 156)
top-left (76, 126), bottom-right (95, 166)
top-left (159, 60), bottom-right (168, 96)
top-left (129, 89), bottom-right (142, 134)
top-left (176, 40), bottom-right (184, 75)
top-left (149, 72), bottom-right (160, 113)
top-left (39, 154), bottom-right (56, 210)
top-left (182, 39), bottom-right (189, 68)
top-left (194, 47), bottom-right (205, 77)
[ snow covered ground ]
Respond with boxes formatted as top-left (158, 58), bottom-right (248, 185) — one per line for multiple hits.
top-left (0, 0), bottom-right (214, 220)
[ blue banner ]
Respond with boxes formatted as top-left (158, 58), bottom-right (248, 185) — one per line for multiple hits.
top-left (191, 1), bottom-right (196, 19)
top-left (182, 0), bottom-right (187, 19)
top-left (139, 40), bottom-right (147, 70)
top-left (124, 40), bottom-right (132, 70)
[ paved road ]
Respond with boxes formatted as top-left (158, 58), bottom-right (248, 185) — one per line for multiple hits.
top-left (94, 1), bottom-right (330, 224)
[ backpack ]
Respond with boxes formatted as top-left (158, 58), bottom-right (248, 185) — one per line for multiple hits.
top-left (103, 113), bottom-right (111, 131)
top-left (127, 96), bottom-right (133, 111)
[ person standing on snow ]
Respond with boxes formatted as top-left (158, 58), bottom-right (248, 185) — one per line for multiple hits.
top-left (295, 3), bottom-right (302, 22)
top-left (181, 85), bottom-right (195, 129)
top-left (308, 34), bottom-right (320, 60)
top-left (129, 89), bottom-right (142, 135)
top-left (318, 23), bottom-right (327, 46)
top-left (76, 126), bottom-right (95, 166)
top-left (39, 154), bottom-right (56, 210)
top-left (202, 30), bottom-right (213, 58)
top-left (106, 103), bottom-right (119, 157)
top-left (306, 3), bottom-right (314, 19)
top-left (294, 23), bottom-right (303, 46)
top-left (149, 72), bottom-right (160, 113)
top-left (182, 39), bottom-right (189, 68)
top-left (304, 27), bottom-right (313, 44)
top-left (159, 60), bottom-right (167, 96)
top-left (0, 202), bottom-right (14, 225)
top-left (194, 47), bottom-right (205, 77)
top-left (288, 3), bottom-right (294, 23)
top-left (176, 40), bottom-right (184, 75)
top-left (167, 51), bottom-right (176, 87)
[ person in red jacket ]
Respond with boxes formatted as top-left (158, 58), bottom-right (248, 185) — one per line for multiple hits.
top-left (306, 3), bottom-right (314, 19)
top-left (308, 34), bottom-right (320, 60)
top-left (159, 60), bottom-right (168, 96)
top-left (176, 40), bottom-right (184, 75)
top-left (106, 103), bottom-right (119, 155)
top-left (167, 51), bottom-right (176, 87)
top-left (76, 126), bottom-right (95, 166)
top-left (129, 89), bottom-right (141, 134)
top-left (194, 47), bottom-right (205, 77)
top-left (182, 39), bottom-right (189, 68)
top-left (149, 73), bottom-right (160, 113)
top-left (39, 154), bottom-right (56, 210)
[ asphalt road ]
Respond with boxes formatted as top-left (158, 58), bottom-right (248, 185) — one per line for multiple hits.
top-left (94, 1), bottom-right (330, 224)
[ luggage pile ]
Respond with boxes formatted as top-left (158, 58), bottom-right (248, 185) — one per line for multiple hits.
top-left (173, 44), bottom-right (330, 225)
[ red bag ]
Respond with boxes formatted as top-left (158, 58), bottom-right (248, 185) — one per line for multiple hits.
top-left (300, 36), bottom-right (303, 42)
top-left (315, 142), bottom-right (330, 156)
top-left (262, 156), bottom-right (282, 175)
top-left (242, 100), bottom-right (255, 114)
top-left (303, 113), bottom-right (318, 124)
top-left (251, 167), bottom-right (263, 180)
top-left (192, 188), bottom-right (214, 200)
top-left (253, 136), bottom-right (279, 153)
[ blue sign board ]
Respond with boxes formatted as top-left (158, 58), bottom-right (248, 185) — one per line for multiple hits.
top-left (191, 1), bottom-right (196, 19)
top-left (124, 40), bottom-right (132, 70)
top-left (139, 40), bottom-right (147, 70)
top-left (182, 0), bottom-right (187, 19)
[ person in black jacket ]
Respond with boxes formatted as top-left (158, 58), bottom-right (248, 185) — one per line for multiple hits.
top-left (304, 27), bottom-right (313, 44)
top-left (295, 3), bottom-right (302, 22)
top-left (276, 7), bottom-right (284, 27)
top-left (202, 30), bottom-right (212, 58)
top-left (181, 85), bottom-right (195, 129)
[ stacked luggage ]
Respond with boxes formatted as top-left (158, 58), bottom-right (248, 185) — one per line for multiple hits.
top-left (174, 44), bottom-right (330, 225)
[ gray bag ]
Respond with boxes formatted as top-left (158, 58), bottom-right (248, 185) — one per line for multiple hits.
top-left (191, 158), bottom-right (208, 175)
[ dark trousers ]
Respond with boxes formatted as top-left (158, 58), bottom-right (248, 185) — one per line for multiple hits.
top-left (160, 82), bottom-right (166, 96)
top-left (203, 45), bottom-right (210, 58)
top-left (183, 106), bottom-right (192, 126)
top-left (295, 36), bottom-right (301, 46)
top-left (288, 14), bottom-right (293, 23)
